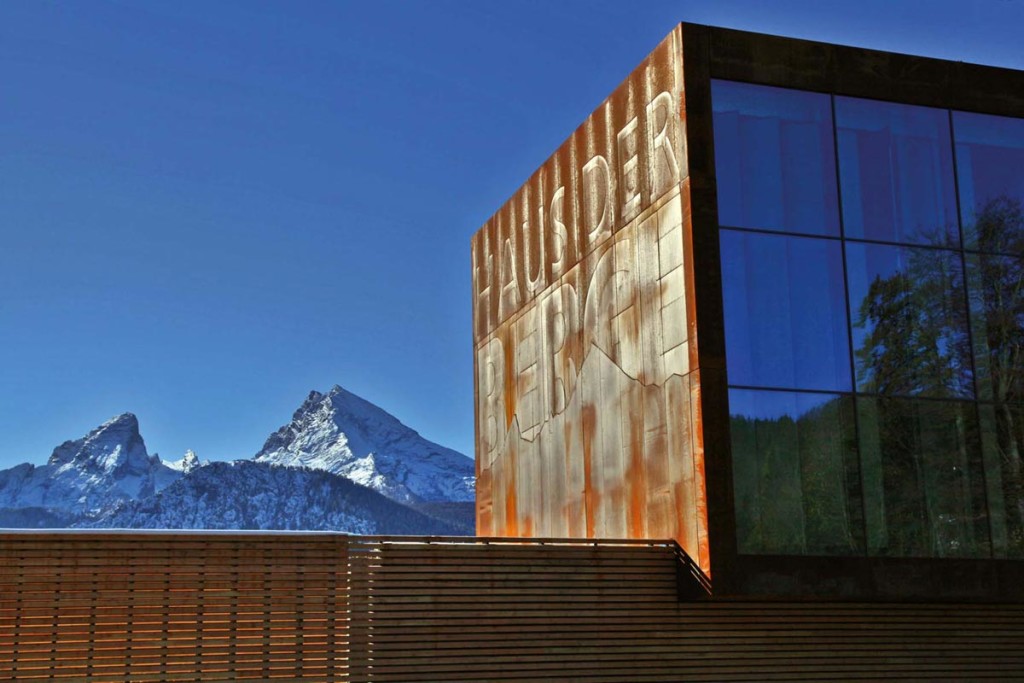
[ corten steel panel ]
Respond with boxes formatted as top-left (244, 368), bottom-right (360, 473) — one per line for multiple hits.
top-left (471, 26), bottom-right (711, 573)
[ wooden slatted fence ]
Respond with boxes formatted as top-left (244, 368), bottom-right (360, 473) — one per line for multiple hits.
top-left (3, 532), bottom-right (1024, 681)
top-left (0, 531), bottom-right (350, 681)
top-left (345, 537), bottom-right (1024, 682)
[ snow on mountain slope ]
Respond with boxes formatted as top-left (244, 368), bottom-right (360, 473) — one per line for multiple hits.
top-left (163, 449), bottom-right (206, 474)
top-left (0, 413), bottom-right (181, 517)
top-left (89, 460), bottom-right (466, 534)
top-left (254, 385), bottom-right (475, 503)
top-left (0, 388), bottom-right (476, 531)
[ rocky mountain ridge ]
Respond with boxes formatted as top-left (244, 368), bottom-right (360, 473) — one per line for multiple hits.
top-left (0, 386), bottom-right (474, 534)
top-left (0, 413), bottom-right (180, 518)
top-left (255, 385), bottom-right (474, 503)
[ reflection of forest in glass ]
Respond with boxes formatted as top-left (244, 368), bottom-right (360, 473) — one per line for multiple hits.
top-left (731, 196), bottom-right (1023, 559)
top-left (715, 80), bottom-right (1024, 559)
top-left (852, 198), bottom-right (1022, 557)
top-left (858, 396), bottom-right (988, 557)
top-left (969, 200), bottom-right (1024, 557)
top-left (968, 199), bottom-right (1024, 403)
top-left (730, 390), bottom-right (862, 555)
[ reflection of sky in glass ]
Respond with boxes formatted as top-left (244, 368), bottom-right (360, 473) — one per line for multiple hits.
top-left (728, 387), bottom-right (839, 421)
top-left (836, 97), bottom-right (958, 247)
top-left (721, 230), bottom-right (851, 392)
top-left (712, 80), bottom-right (839, 236)
top-left (950, 112), bottom-right (1024, 255)
top-left (953, 111), bottom-right (1024, 253)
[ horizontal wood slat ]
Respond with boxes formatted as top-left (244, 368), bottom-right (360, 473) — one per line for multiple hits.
top-left (342, 537), bottom-right (1024, 682)
top-left (0, 532), bottom-right (351, 682)
top-left (2, 533), bottom-right (1024, 680)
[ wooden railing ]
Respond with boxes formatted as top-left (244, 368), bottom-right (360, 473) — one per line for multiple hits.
top-left (4, 531), bottom-right (1024, 681)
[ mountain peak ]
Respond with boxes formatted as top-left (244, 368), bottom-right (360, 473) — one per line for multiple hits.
top-left (255, 386), bottom-right (474, 503)
top-left (3, 412), bottom-right (182, 518)
top-left (104, 412), bottom-right (139, 428)
top-left (47, 412), bottom-right (145, 469)
top-left (164, 449), bottom-right (205, 474)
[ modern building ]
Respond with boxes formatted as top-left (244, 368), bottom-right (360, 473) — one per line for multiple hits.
top-left (472, 22), bottom-right (1024, 600)
top-left (6, 23), bottom-right (1024, 683)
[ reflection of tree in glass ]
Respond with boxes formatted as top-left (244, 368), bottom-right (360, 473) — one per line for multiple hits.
top-left (969, 197), bottom-right (1024, 554)
top-left (731, 397), bottom-right (860, 556)
top-left (860, 397), bottom-right (986, 558)
top-left (853, 196), bottom-right (1022, 558)
top-left (989, 403), bottom-right (1024, 556)
top-left (854, 251), bottom-right (980, 556)
top-left (854, 248), bottom-right (971, 399)
top-left (972, 198), bottom-right (1023, 401)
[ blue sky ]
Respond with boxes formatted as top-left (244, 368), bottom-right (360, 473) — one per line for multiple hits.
top-left (1, 0), bottom-right (1022, 469)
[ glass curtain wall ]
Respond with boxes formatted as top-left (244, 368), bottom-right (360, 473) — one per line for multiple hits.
top-left (713, 79), bottom-right (1024, 559)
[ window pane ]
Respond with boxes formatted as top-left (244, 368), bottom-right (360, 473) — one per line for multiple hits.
top-left (858, 397), bottom-right (989, 558)
top-left (721, 231), bottom-right (851, 391)
top-left (979, 403), bottom-right (1024, 558)
top-left (712, 80), bottom-right (840, 236)
top-left (953, 111), bottom-right (1024, 253)
top-left (966, 252), bottom-right (1024, 402)
top-left (836, 97), bottom-right (959, 246)
top-left (730, 389), bottom-right (863, 555)
top-left (846, 242), bottom-right (973, 398)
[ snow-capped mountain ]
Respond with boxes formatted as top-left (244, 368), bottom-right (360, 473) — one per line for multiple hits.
top-left (90, 460), bottom-right (467, 534)
top-left (0, 413), bottom-right (181, 518)
top-left (0, 385), bottom-right (475, 533)
top-left (163, 449), bottom-right (206, 474)
top-left (254, 385), bottom-right (475, 504)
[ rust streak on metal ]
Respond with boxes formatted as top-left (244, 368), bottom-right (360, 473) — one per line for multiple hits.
top-left (581, 403), bottom-right (597, 538)
top-left (628, 413), bottom-right (647, 538)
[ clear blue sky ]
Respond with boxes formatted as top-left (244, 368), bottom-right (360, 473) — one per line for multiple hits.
top-left (1, 0), bottom-right (1022, 469)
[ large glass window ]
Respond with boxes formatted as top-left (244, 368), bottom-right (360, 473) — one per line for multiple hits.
top-left (836, 97), bottom-right (959, 247)
top-left (954, 111), bottom-right (1024, 254)
top-left (712, 80), bottom-right (840, 236)
top-left (858, 397), bottom-right (989, 558)
top-left (846, 242), bottom-right (973, 398)
top-left (721, 230), bottom-right (851, 391)
top-left (712, 79), bottom-right (1024, 562)
top-left (730, 389), bottom-right (863, 555)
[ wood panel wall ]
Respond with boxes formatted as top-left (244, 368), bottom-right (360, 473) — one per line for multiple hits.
top-left (3, 533), bottom-right (1024, 682)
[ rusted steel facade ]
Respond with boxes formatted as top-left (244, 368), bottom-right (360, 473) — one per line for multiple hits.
top-left (473, 23), bottom-right (1024, 600)
top-left (471, 26), bottom-right (711, 574)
